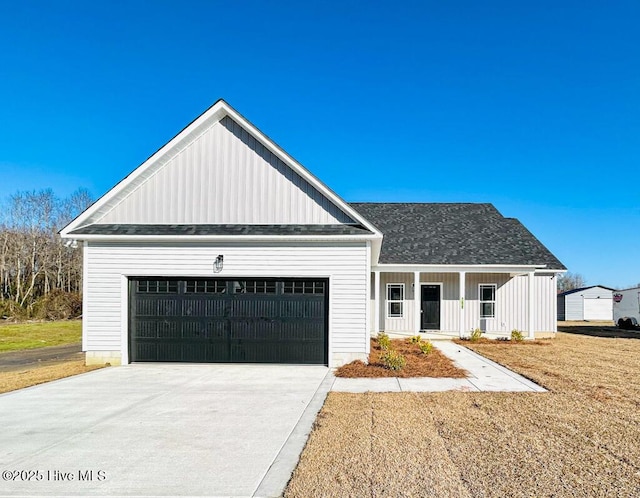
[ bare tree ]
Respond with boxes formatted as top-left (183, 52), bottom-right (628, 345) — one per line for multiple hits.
top-left (0, 188), bottom-right (93, 318)
top-left (557, 272), bottom-right (587, 293)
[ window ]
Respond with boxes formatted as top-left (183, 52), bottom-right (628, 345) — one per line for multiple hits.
top-left (184, 279), bottom-right (226, 294)
top-left (387, 284), bottom-right (404, 318)
top-left (136, 280), bottom-right (178, 294)
top-left (233, 280), bottom-right (276, 294)
top-left (283, 280), bottom-right (325, 294)
top-left (480, 284), bottom-right (496, 318)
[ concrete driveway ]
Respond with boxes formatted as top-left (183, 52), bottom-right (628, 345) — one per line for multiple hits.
top-left (0, 364), bottom-right (331, 497)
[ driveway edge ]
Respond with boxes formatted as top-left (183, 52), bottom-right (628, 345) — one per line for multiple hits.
top-left (253, 369), bottom-right (335, 498)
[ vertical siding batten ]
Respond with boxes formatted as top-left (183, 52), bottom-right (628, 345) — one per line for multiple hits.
top-left (374, 271), bottom-right (557, 337)
top-left (97, 117), bottom-right (355, 225)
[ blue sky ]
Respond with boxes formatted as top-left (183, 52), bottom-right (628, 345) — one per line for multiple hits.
top-left (0, 1), bottom-right (638, 289)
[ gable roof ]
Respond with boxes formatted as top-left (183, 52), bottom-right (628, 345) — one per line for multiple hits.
top-left (61, 100), bottom-right (381, 239)
top-left (558, 285), bottom-right (616, 297)
top-left (350, 202), bottom-right (566, 269)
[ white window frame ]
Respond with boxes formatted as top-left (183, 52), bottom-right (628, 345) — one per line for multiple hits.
top-left (386, 283), bottom-right (405, 318)
top-left (479, 284), bottom-right (497, 319)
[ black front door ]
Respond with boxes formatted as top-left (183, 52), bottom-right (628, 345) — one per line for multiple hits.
top-left (421, 285), bottom-right (440, 330)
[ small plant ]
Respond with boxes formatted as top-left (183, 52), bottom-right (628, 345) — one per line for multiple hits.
top-left (381, 349), bottom-right (406, 371)
top-left (511, 329), bottom-right (525, 342)
top-left (418, 340), bottom-right (433, 355)
top-left (377, 332), bottom-right (391, 351)
top-left (409, 335), bottom-right (422, 344)
top-left (470, 328), bottom-right (482, 342)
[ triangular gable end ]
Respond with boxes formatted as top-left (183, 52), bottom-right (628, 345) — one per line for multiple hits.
top-left (62, 100), bottom-right (380, 235)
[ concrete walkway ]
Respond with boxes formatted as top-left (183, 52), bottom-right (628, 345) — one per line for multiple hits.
top-left (331, 341), bottom-right (547, 393)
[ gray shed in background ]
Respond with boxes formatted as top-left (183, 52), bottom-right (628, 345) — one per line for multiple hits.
top-left (557, 286), bottom-right (615, 321)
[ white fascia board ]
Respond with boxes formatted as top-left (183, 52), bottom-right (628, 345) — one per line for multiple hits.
top-left (63, 234), bottom-right (379, 243)
top-left (372, 264), bottom-right (544, 274)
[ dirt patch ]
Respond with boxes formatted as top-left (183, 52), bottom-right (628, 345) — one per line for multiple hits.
top-left (557, 322), bottom-right (640, 339)
top-left (286, 333), bottom-right (640, 497)
top-left (335, 338), bottom-right (467, 378)
top-left (0, 360), bottom-right (103, 394)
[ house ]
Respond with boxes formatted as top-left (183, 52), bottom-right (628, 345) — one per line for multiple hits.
top-left (557, 285), bottom-right (614, 321)
top-left (61, 100), bottom-right (566, 367)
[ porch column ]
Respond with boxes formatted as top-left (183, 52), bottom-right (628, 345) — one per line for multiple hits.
top-left (459, 271), bottom-right (466, 338)
top-left (374, 271), bottom-right (380, 336)
top-left (528, 271), bottom-right (535, 339)
top-left (414, 271), bottom-right (421, 334)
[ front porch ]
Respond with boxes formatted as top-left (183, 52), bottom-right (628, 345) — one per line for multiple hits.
top-left (370, 266), bottom-right (558, 340)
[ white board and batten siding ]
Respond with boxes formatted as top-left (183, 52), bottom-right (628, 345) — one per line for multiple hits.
top-left (93, 116), bottom-right (353, 226)
top-left (84, 241), bottom-right (369, 367)
top-left (373, 272), bottom-right (557, 337)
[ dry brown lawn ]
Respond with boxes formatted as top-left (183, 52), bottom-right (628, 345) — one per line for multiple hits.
top-left (286, 332), bottom-right (640, 497)
top-left (336, 338), bottom-right (467, 378)
top-left (0, 360), bottom-right (103, 394)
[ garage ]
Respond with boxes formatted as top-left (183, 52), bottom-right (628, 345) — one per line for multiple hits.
top-left (557, 285), bottom-right (614, 321)
top-left (129, 277), bottom-right (328, 364)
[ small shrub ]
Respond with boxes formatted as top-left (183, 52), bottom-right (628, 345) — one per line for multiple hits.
top-left (511, 329), bottom-right (525, 342)
top-left (381, 349), bottom-right (406, 371)
top-left (470, 328), bottom-right (482, 342)
top-left (32, 291), bottom-right (83, 320)
top-left (495, 336), bottom-right (510, 342)
top-left (409, 335), bottom-right (422, 344)
top-left (0, 299), bottom-right (29, 321)
top-left (377, 332), bottom-right (391, 351)
top-left (418, 340), bottom-right (433, 355)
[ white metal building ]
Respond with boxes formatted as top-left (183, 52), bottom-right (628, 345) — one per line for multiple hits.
top-left (557, 285), bottom-right (614, 321)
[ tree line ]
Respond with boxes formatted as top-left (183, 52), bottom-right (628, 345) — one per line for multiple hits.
top-left (0, 188), bottom-right (93, 319)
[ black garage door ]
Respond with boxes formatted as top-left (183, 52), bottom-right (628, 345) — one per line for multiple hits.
top-left (129, 277), bottom-right (328, 364)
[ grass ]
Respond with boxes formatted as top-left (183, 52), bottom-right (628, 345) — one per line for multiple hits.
top-left (0, 320), bottom-right (82, 352)
top-left (285, 331), bottom-right (640, 497)
top-left (336, 338), bottom-right (467, 378)
top-left (0, 360), bottom-right (103, 394)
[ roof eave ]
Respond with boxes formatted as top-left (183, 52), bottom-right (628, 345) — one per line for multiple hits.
top-left (64, 233), bottom-right (382, 243)
top-left (372, 263), bottom-right (554, 274)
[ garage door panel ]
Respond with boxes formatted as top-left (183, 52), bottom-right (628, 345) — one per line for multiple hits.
top-left (129, 278), bottom-right (327, 364)
top-left (584, 298), bottom-right (612, 320)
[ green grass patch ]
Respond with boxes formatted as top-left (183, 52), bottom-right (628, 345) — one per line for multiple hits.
top-left (0, 321), bottom-right (82, 352)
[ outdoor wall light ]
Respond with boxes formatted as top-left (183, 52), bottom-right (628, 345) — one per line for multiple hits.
top-left (213, 255), bottom-right (224, 273)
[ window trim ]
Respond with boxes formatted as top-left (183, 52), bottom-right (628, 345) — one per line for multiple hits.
top-left (386, 283), bottom-right (405, 318)
top-left (479, 283), bottom-right (497, 319)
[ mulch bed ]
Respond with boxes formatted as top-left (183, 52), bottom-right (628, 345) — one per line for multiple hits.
top-left (453, 338), bottom-right (552, 347)
top-left (335, 338), bottom-right (467, 378)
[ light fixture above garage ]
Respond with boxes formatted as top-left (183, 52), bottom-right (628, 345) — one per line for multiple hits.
top-left (214, 255), bottom-right (224, 273)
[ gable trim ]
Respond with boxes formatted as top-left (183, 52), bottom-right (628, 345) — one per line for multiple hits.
top-left (61, 100), bottom-right (382, 238)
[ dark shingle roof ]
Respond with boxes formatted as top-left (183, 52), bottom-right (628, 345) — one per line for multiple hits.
top-left (558, 285), bottom-right (616, 297)
top-left (69, 224), bottom-right (372, 236)
top-left (350, 203), bottom-right (566, 269)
